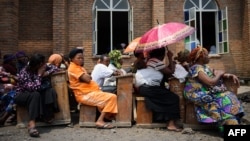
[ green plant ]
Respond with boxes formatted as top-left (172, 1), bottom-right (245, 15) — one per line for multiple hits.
top-left (108, 50), bottom-right (122, 69)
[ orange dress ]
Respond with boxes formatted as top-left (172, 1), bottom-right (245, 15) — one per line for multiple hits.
top-left (67, 62), bottom-right (117, 114)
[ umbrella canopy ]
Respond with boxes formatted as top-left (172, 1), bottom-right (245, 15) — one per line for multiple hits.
top-left (124, 37), bottom-right (141, 53)
top-left (135, 22), bottom-right (195, 53)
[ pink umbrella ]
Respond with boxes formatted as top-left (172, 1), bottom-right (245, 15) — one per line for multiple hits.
top-left (135, 22), bottom-right (195, 53)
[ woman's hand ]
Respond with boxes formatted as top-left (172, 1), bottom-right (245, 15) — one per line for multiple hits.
top-left (224, 73), bottom-right (240, 87)
top-left (231, 74), bottom-right (240, 86)
top-left (4, 84), bottom-right (14, 90)
top-left (79, 73), bottom-right (92, 83)
top-left (167, 50), bottom-right (173, 59)
top-left (113, 70), bottom-right (122, 76)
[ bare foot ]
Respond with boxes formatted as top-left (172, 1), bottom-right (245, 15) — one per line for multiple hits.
top-left (167, 120), bottom-right (182, 132)
top-left (95, 121), bottom-right (106, 127)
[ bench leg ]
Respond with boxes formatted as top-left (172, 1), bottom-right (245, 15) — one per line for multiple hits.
top-left (135, 97), bottom-right (169, 128)
top-left (79, 104), bottom-right (97, 127)
top-left (136, 97), bottom-right (152, 125)
top-left (184, 102), bottom-right (217, 130)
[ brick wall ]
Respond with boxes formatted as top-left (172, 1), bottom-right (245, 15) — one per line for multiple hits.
top-left (222, 0), bottom-right (244, 75)
top-left (65, 0), bottom-right (153, 72)
top-left (0, 0), bottom-right (250, 76)
top-left (131, 0), bottom-right (152, 38)
top-left (67, 0), bottom-right (94, 72)
top-left (152, 0), bottom-right (165, 26)
top-left (242, 0), bottom-right (250, 76)
top-left (53, 0), bottom-right (68, 54)
top-left (18, 0), bottom-right (53, 59)
top-left (0, 0), bottom-right (18, 61)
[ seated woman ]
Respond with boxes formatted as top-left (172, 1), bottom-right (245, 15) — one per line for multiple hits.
top-left (184, 46), bottom-right (244, 132)
top-left (14, 53), bottom-right (60, 137)
top-left (48, 54), bottom-right (63, 68)
top-left (172, 49), bottom-right (190, 83)
top-left (135, 47), bottom-right (182, 132)
top-left (48, 53), bottom-right (70, 70)
top-left (67, 48), bottom-right (118, 129)
top-left (0, 66), bottom-right (17, 126)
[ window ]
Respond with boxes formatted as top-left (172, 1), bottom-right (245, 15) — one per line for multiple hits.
top-left (184, 0), bottom-right (229, 54)
top-left (92, 0), bottom-right (132, 55)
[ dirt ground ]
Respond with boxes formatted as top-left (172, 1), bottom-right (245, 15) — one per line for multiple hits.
top-left (0, 123), bottom-right (224, 141)
top-left (0, 111), bottom-right (224, 141)
top-left (1, 103), bottom-right (250, 141)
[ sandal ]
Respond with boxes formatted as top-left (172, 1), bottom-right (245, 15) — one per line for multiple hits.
top-left (96, 123), bottom-right (115, 129)
top-left (6, 114), bottom-right (17, 124)
top-left (167, 127), bottom-right (182, 132)
top-left (28, 127), bottom-right (40, 137)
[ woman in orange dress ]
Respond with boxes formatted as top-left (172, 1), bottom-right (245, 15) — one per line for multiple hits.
top-left (67, 48), bottom-right (118, 129)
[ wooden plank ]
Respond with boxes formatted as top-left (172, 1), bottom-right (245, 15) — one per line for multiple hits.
top-left (183, 123), bottom-right (217, 130)
top-left (136, 123), bottom-right (166, 128)
top-left (79, 105), bottom-right (96, 127)
top-left (51, 71), bottom-right (71, 123)
top-left (115, 74), bottom-right (133, 127)
top-left (136, 97), bottom-right (152, 125)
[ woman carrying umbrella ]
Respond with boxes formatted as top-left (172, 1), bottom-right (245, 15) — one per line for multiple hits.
top-left (135, 47), bottom-right (182, 132)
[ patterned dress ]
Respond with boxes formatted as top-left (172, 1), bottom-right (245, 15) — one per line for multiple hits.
top-left (184, 64), bottom-right (244, 125)
top-left (0, 69), bottom-right (16, 114)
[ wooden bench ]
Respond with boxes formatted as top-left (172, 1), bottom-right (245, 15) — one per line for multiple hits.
top-left (79, 74), bottom-right (133, 128)
top-left (16, 71), bottom-right (71, 128)
top-left (134, 77), bottom-right (238, 129)
top-left (134, 78), bottom-right (185, 128)
top-left (79, 104), bottom-right (97, 127)
top-left (115, 74), bottom-right (133, 127)
top-left (77, 74), bottom-right (239, 129)
top-left (135, 97), bottom-right (166, 128)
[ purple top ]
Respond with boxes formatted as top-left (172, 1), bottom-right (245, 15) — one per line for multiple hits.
top-left (15, 64), bottom-right (59, 95)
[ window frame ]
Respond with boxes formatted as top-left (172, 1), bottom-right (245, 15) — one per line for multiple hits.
top-left (184, 0), bottom-right (229, 54)
top-left (92, 0), bottom-right (130, 55)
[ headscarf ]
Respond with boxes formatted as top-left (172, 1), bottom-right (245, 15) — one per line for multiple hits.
top-left (48, 54), bottom-right (63, 67)
top-left (15, 51), bottom-right (27, 58)
top-left (189, 46), bottom-right (207, 64)
top-left (69, 48), bottom-right (83, 59)
top-left (3, 54), bottom-right (16, 64)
